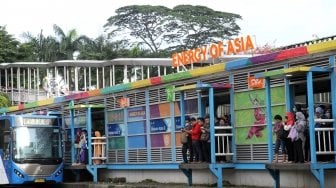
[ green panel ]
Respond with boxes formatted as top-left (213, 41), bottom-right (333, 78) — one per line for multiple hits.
top-left (101, 83), bottom-right (132, 94)
top-left (234, 86), bottom-right (286, 144)
top-left (0, 108), bottom-right (8, 114)
top-left (108, 137), bottom-right (125, 150)
top-left (162, 71), bottom-right (192, 83)
top-left (24, 101), bottom-right (38, 109)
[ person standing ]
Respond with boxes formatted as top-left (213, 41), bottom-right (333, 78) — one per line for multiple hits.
top-left (273, 115), bottom-right (286, 163)
top-left (181, 117), bottom-right (193, 163)
top-left (293, 111), bottom-right (306, 163)
top-left (185, 117), bottom-right (203, 163)
top-left (200, 117), bottom-right (210, 163)
top-left (284, 112), bottom-right (295, 163)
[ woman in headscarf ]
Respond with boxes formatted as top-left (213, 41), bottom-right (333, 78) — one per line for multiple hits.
top-left (293, 111), bottom-right (306, 163)
top-left (284, 112), bottom-right (295, 162)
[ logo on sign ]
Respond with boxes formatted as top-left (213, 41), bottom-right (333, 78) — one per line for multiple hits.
top-left (248, 76), bottom-right (265, 89)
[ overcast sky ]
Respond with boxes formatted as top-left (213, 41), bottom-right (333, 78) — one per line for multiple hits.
top-left (1, 0), bottom-right (336, 47)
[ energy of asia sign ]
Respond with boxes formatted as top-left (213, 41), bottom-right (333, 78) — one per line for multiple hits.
top-left (172, 35), bottom-right (254, 67)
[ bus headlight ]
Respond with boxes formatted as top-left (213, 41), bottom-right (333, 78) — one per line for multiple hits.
top-left (55, 169), bottom-right (63, 177)
top-left (14, 169), bottom-right (24, 178)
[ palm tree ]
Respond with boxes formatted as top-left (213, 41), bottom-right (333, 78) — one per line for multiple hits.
top-left (53, 24), bottom-right (81, 60)
top-left (22, 30), bottom-right (59, 62)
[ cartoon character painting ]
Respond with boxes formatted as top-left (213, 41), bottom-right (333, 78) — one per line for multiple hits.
top-left (246, 93), bottom-right (265, 139)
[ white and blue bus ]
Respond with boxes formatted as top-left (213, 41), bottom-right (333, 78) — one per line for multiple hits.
top-left (0, 112), bottom-right (63, 184)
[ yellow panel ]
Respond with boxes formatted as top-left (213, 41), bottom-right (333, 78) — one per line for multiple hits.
top-left (37, 98), bottom-right (54, 106)
top-left (131, 79), bottom-right (151, 89)
top-left (8, 106), bottom-right (19, 112)
top-left (307, 40), bottom-right (336, 54)
top-left (174, 84), bottom-right (196, 92)
top-left (189, 63), bottom-right (225, 77)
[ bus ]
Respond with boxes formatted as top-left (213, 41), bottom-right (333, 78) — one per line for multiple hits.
top-left (0, 112), bottom-right (63, 184)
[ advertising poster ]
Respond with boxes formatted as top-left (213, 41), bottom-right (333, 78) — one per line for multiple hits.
top-left (108, 123), bottom-right (125, 136)
top-left (107, 110), bottom-right (124, 123)
top-left (128, 106), bottom-right (146, 121)
top-left (150, 118), bottom-right (171, 133)
top-left (234, 86), bottom-right (285, 144)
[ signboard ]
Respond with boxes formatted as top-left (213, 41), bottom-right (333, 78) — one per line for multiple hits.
top-left (172, 35), bottom-right (255, 67)
top-left (248, 76), bottom-right (265, 89)
top-left (118, 97), bottom-right (130, 108)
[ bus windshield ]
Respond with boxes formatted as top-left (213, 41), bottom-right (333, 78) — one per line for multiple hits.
top-left (13, 126), bottom-right (62, 163)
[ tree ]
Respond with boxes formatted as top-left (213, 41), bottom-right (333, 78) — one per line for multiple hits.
top-left (53, 24), bottom-right (81, 60)
top-left (22, 30), bottom-right (60, 62)
top-left (104, 5), bottom-right (173, 53)
top-left (0, 92), bottom-right (11, 107)
top-left (0, 26), bottom-right (20, 62)
top-left (104, 5), bottom-right (242, 53)
top-left (167, 5), bottom-right (242, 50)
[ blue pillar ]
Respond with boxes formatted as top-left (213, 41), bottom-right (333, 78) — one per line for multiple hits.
top-left (197, 89), bottom-right (204, 117)
top-left (123, 95), bottom-right (129, 163)
top-left (307, 71), bottom-right (317, 163)
top-left (180, 91), bottom-right (185, 124)
top-left (171, 100), bottom-right (176, 162)
top-left (209, 87), bottom-right (215, 163)
top-left (145, 90), bottom-right (151, 162)
top-left (104, 98), bottom-right (108, 162)
top-left (329, 55), bottom-right (336, 161)
top-left (265, 78), bottom-right (273, 161)
top-left (229, 74), bottom-right (236, 162)
top-left (87, 107), bottom-right (92, 166)
top-left (70, 108), bottom-right (76, 164)
top-left (284, 64), bottom-right (292, 112)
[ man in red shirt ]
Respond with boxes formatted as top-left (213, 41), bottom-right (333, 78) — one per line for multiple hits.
top-left (187, 117), bottom-right (203, 162)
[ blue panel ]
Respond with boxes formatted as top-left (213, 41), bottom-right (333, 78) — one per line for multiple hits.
top-left (225, 58), bottom-right (250, 71)
top-left (128, 121), bottom-right (146, 134)
top-left (128, 135), bottom-right (146, 148)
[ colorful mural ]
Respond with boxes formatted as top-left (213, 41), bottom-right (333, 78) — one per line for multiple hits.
top-left (234, 86), bottom-right (286, 144)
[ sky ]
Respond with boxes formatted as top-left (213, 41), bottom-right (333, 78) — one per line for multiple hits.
top-left (1, 0), bottom-right (336, 47)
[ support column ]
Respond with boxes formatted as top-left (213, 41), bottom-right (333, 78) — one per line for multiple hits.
top-left (265, 78), bottom-right (273, 161)
top-left (329, 55), bottom-right (336, 161)
top-left (209, 87), bottom-right (215, 164)
top-left (307, 71), bottom-right (317, 163)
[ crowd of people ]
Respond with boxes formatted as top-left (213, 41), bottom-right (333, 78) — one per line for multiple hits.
top-left (273, 104), bottom-right (334, 163)
top-left (181, 115), bottom-right (231, 163)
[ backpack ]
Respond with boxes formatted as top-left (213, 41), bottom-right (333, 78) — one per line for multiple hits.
top-left (279, 126), bottom-right (289, 139)
top-left (181, 132), bottom-right (189, 144)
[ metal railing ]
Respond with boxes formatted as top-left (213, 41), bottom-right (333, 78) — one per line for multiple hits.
top-left (92, 136), bottom-right (107, 164)
top-left (314, 118), bottom-right (335, 156)
top-left (215, 126), bottom-right (233, 161)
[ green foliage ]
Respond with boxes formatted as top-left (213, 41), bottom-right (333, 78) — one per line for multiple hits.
top-left (0, 92), bottom-right (11, 107)
top-left (169, 5), bottom-right (242, 50)
top-left (104, 5), bottom-right (242, 53)
top-left (0, 26), bottom-right (20, 62)
top-left (104, 5), bottom-right (173, 53)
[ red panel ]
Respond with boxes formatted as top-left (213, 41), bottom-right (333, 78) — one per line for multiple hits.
top-left (18, 103), bottom-right (24, 110)
top-left (150, 77), bottom-right (162, 85)
top-left (275, 46), bottom-right (308, 61)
